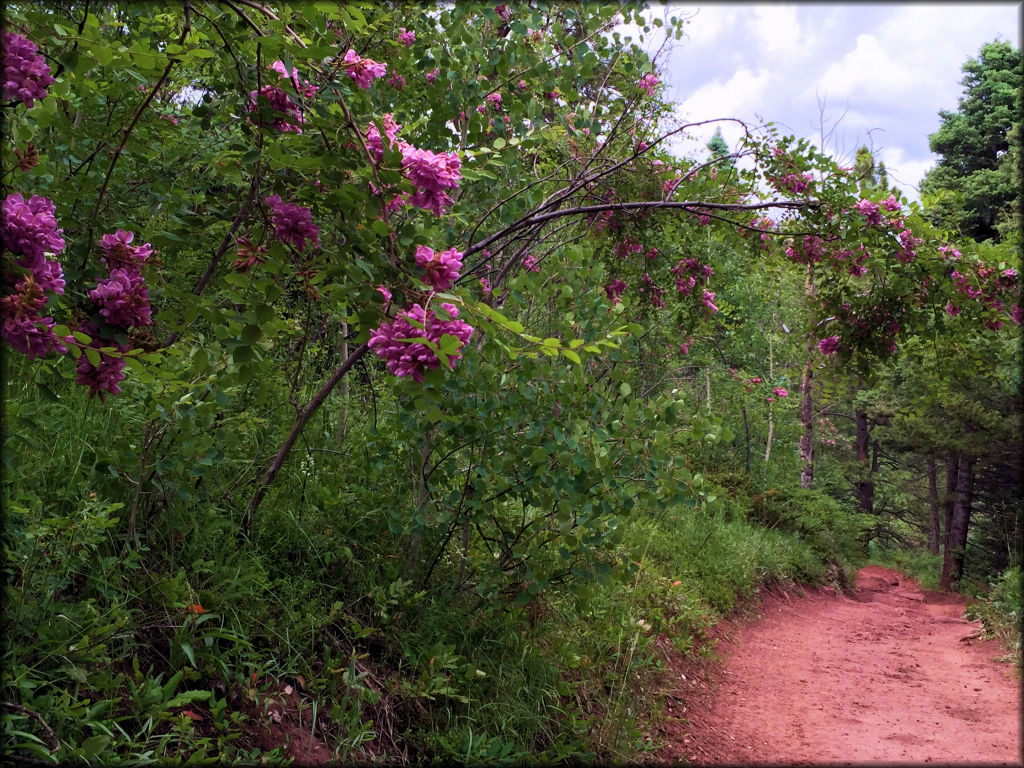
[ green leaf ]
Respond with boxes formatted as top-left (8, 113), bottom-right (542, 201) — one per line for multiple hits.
top-left (562, 349), bottom-right (581, 365)
top-left (84, 347), bottom-right (101, 368)
top-left (619, 382), bottom-right (632, 397)
top-left (80, 735), bottom-right (111, 759)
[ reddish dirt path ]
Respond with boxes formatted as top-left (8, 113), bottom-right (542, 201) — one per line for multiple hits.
top-left (657, 565), bottom-right (1021, 765)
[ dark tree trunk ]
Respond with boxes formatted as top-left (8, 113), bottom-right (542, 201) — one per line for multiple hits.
top-left (951, 454), bottom-right (975, 584)
top-left (927, 457), bottom-right (941, 555)
top-left (854, 408), bottom-right (874, 514)
top-left (939, 454), bottom-right (959, 591)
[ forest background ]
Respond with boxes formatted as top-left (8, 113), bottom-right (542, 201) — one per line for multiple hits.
top-left (1, 2), bottom-right (1020, 763)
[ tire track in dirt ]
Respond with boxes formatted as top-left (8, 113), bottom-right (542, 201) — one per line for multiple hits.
top-left (657, 565), bottom-right (1021, 765)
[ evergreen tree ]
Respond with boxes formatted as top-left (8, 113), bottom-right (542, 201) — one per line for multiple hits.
top-left (920, 41), bottom-right (1022, 243)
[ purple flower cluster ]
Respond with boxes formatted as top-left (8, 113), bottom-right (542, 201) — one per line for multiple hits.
top-left (639, 272), bottom-right (665, 308)
top-left (76, 229), bottom-right (153, 398)
top-left (670, 257), bottom-right (713, 296)
top-left (639, 73), bottom-right (659, 96)
top-left (264, 195), bottom-right (320, 252)
top-left (368, 302), bottom-right (474, 382)
top-left (75, 324), bottom-right (129, 400)
top-left (249, 84), bottom-right (304, 133)
top-left (604, 279), bottom-right (627, 304)
top-left (397, 28), bottom-right (416, 47)
top-left (366, 113), bottom-right (401, 161)
top-left (894, 228), bottom-right (923, 264)
top-left (401, 145), bottom-right (462, 216)
top-left (2, 30), bottom-right (54, 108)
top-left (415, 244), bottom-right (463, 291)
top-left (773, 172), bottom-right (813, 194)
top-left (854, 199), bottom-right (883, 227)
top-left (818, 335), bottom-right (840, 355)
top-left (89, 268), bottom-right (152, 327)
top-left (2, 193), bottom-right (65, 267)
top-left (521, 254), bottom-right (540, 273)
top-left (1, 193), bottom-right (68, 360)
top-left (343, 49), bottom-right (386, 89)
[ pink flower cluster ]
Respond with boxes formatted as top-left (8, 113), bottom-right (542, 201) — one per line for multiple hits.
top-left (818, 335), bottom-right (840, 355)
top-left (604, 279), bottom-right (628, 304)
top-left (397, 28), bottom-right (416, 47)
top-left (415, 245), bottom-right (463, 291)
top-left (639, 73), bottom-right (659, 96)
top-left (772, 172), bottom-right (813, 194)
top-left (77, 230), bottom-right (154, 398)
top-left (264, 195), bottom-right (320, 252)
top-left (614, 239), bottom-right (643, 259)
top-left (368, 302), bottom-right (474, 382)
top-left (521, 254), bottom-right (540, 273)
top-left (343, 49), bottom-right (386, 90)
top-left (894, 228), bottom-right (923, 264)
top-left (1, 193), bottom-right (68, 360)
top-left (401, 145), bottom-right (462, 216)
top-left (854, 199), bottom-right (883, 227)
top-left (639, 272), bottom-right (665, 308)
top-left (247, 60), bottom-right (317, 133)
top-left (2, 30), bottom-right (54, 108)
top-left (670, 257), bottom-right (713, 296)
top-left (426, 67), bottom-right (439, 84)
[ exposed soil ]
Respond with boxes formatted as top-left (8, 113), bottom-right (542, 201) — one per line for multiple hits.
top-left (655, 565), bottom-right (1021, 765)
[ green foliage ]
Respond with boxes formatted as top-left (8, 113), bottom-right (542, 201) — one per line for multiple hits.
top-left (2, 1), bottom-right (1018, 763)
top-left (920, 40), bottom-right (1022, 242)
top-left (965, 566), bottom-right (1022, 661)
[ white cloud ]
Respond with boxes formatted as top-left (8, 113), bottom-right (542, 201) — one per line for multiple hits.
top-left (805, 33), bottom-right (938, 108)
top-left (749, 6), bottom-right (816, 63)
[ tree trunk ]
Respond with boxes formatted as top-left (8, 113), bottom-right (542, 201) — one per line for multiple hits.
top-left (927, 458), bottom-right (941, 555)
top-left (951, 454), bottom-right (975, 585)
top-left (764, 328), bottom-right (774, 464)
top-left (939, 454), bottom-right (960, 590)
top-left (798, 265), bottom-right (815, 489)
top-left (854, 408), bottom-right (874, 514)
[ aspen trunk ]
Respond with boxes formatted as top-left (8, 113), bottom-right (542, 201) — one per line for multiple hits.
top-left (798, 265), bottom-right (815, 489)
top-left (927, 457), bottom-right (940, 555)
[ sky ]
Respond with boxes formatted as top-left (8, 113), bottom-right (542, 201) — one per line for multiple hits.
top-left (627, 3), bottom-right (1021, 202)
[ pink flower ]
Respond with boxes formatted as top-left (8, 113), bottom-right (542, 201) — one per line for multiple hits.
top-left (343, 49), bottom-right (386, 89)
top-left (74, 324), bottom-right (127, 400)
top-left (366, 114), bottom-right (401, 161)
top-left (368, 302), bottom-right (474, 381)
top-left (248, 84), bottom-right (304, 133)
top-left (818, 335), bottom-right (840, 355)
top-left (1011, 305), bottom-right (1023, 325)
top-left (521, 254), bottom-right (540, 273)
top-left (387, 73), bottom-right (406, 90)
top-left (773, 387), bottom-right (788, 398)
top-left (882, 194), bottom-right (901, 211)
top-left (264, 195), bottom-right (320, 252)
top-left (400, 145), bottom-right (462, 216)
top-left (639, 73), bottom-right (659, 96)
top-left (680, 336), bottom-right (693, 355)
top-left (415, 245), bottom-right (463, 291)
top-left (701, 288), bottom-right (718, 314)
top-left (98, 229), bottom-right (152, 274)
top-left (2, 193), bottom-right (65, 267)
top-left (945, 302), bottom-right (961, 317)
top-left (485, 91), bottom-right (502, 111)
top-left (1, 313), bottom-right (67, 361)
top-left (854, 199), bottom-right (883, 227)
top-left (89, 268), bottom-right (152, 328)
top-left (426, 67), bottom-right (439, 84)
top-left (1, 31), bottom-right (54, 108)
top-left (270, 60), bottom-right (317, 98)
top-left (604, 279), bottom-right (627, 304)
top-left (517, 79), bottom-right (527, 90)
top-left (397, 28), bottom-right (416, 47)
top-left (377, 285), bottom-right (392, 304)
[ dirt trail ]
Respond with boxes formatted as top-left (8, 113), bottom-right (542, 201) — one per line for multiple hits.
top-left (657, 565), bottom-right (1021, 765)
